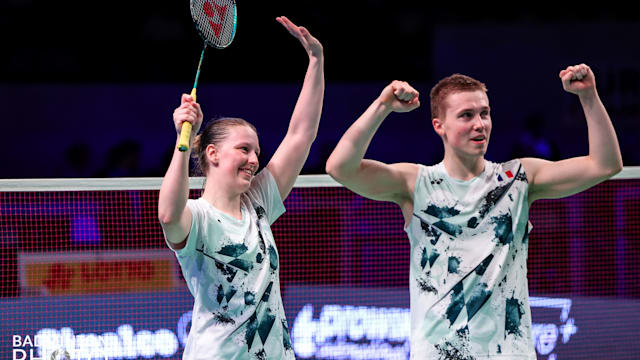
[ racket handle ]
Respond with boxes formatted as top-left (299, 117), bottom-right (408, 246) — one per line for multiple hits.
top-left (178, 122), bottom-right (193, 152)
top-left (177, 89), bottom-right (198, 152)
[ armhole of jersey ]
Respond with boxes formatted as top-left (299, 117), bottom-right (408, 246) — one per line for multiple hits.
top-left (167, 234), bottom-right (188, 251)
top-left (169, 200), bottom-right (197, 255)
top-left (404, 164), bottom-right (425, 231)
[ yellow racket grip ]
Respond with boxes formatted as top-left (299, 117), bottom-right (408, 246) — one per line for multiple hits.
top-left (177, 88), bottom-right (198, 152)
top-left (178, 122), bottom-right (193, 152)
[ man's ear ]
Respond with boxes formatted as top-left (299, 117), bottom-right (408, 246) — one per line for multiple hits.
top-left (206, 144), bottom-right (218, 166)
top-left (433, 117), bottom-right (445, 137)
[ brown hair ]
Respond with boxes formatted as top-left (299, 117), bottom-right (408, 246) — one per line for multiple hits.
top-left (430, 74), bottom-right (488, 120)
top-left (191, 117), bottom-right (258, 176)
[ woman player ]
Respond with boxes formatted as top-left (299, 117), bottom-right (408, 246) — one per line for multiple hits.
top-left (158, 16), bottom-right (323, 360)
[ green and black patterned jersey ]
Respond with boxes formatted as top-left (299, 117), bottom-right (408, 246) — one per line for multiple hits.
top-left (171, 169), bottom-right (294, 360)
top-left (406, 159), bottom-right (536, 359)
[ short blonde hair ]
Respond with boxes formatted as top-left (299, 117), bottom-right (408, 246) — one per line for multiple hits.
top-left (430, 74), bottom-right (488, 120)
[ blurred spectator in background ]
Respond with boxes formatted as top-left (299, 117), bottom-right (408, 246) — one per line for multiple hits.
top-left (96, 139), bottom-right (142, 177)
top-left (56, 142), bottom-right (94, 178)
top-left (510, 112), bottom-right (561, 161)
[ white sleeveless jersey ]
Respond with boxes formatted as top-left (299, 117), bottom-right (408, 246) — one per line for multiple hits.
top-left (405, 160), bottom-right (536, 359)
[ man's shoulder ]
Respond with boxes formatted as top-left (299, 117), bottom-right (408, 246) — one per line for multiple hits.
top-left (485, 159), bottom-right (527, 179)
top-left (487, 158), bottom-right (521, 169)
top-left (414, 161), bottom-right (442, 173)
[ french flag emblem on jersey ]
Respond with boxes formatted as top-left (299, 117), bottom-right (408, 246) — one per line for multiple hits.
top-left (497, 170), bottom-right (514, 182)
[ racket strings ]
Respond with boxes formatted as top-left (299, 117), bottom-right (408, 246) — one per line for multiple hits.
top-left (191, 0), bottom-right (236, 48)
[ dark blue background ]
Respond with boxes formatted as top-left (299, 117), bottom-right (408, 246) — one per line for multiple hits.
top-left (1, 2), bottom-right (638, 178)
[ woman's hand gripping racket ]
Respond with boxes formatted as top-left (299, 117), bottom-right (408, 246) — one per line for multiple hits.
top-left (178, 0), bottom-right (237, 151)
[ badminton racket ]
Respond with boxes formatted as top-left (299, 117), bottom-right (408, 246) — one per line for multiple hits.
top-left (178, 0), bottom-right (237, 151)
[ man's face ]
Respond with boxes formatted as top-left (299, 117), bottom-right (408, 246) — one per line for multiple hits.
top-left (433, 90), bottom-right (492, 159)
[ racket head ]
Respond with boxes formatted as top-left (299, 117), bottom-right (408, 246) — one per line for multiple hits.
top-left (190, 0), bottom-right (237, 49)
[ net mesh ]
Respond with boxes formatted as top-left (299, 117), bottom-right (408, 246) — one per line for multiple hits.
top-left (1, 175), bottom-right (639, 359)
top-left (191, 0), bottom-right (236, 48)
